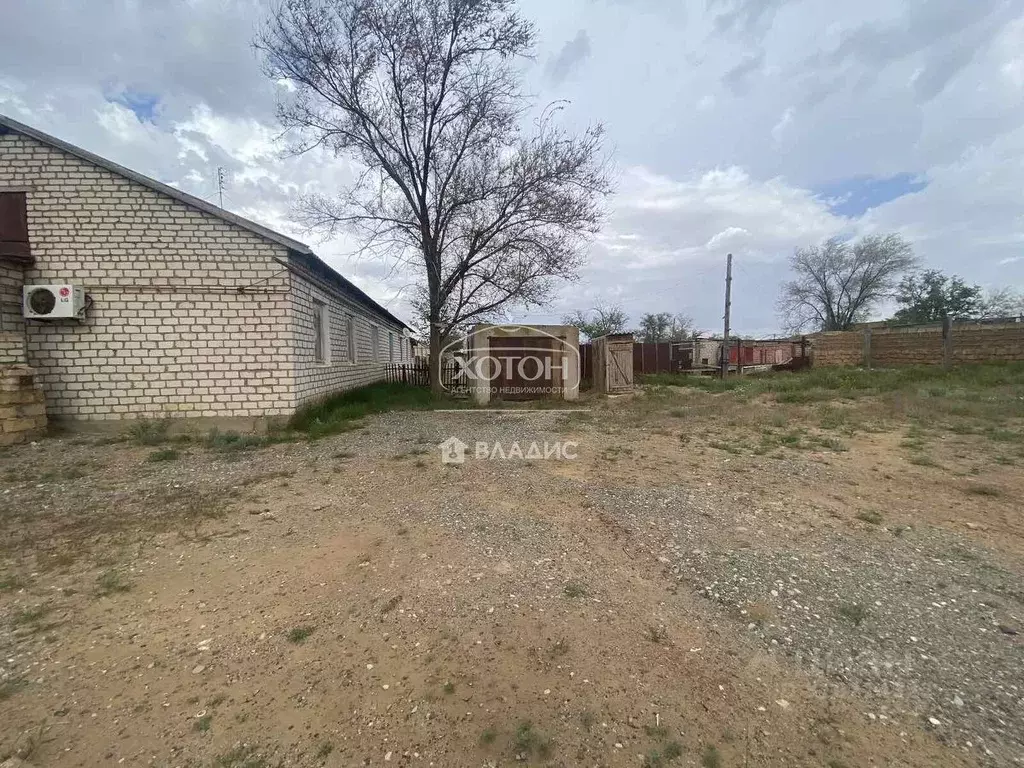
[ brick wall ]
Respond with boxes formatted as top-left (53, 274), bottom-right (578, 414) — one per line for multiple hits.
top-left (289, 267), bottom-right (408, 407)
top-left (0, 262), bottom-right (24, 335)
top-left (0, 130), bottom-right (407, 422)
top-left (813, 322), bottom-right (1024, 367)
top-left (0, 365), bottom-right (46, 445)
top-left (0, 333), bottom-right (25, 366)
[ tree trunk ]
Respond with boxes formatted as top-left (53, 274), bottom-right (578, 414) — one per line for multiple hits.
top-left (428, 320), bottom-right (443, 395)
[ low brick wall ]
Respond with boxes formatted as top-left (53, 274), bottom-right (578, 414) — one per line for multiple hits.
top-left (0, 365), bottom-right (47, 445)
top-left (813, 322), bottom-right (1024, 367)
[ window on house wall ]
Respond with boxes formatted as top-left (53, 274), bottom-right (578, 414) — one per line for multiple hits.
top-left (313, 301), bottom-right (329, 363)
top-left (0, 193), bottom-right (31, 260)
top-left (371, 325), bottom-right (380, 362)
top-left (346, 314), bottom-right (356, 362)
top-left (389, 332), bottom-right (395, 361)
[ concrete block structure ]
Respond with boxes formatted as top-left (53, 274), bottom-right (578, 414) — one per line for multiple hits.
top-left (0, 113), bottom-right (411, 435)
top-left (465, 324), bottom-right (580, 405)
top-left (812, 321), bottom-right (1024, 368)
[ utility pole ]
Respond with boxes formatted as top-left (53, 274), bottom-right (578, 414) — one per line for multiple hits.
top-left (216, 167), bottom-right (227, 208)
top-left (721, 252), bottom-right (732, 378)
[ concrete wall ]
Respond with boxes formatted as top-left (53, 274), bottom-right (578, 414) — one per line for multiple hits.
top-left (466, 324), bottom-right (580, 405)
top-left (813, 322), bottom-right (1024, 367)
top-left (0, 130), bottom-right (406, 422)
top-left (812, 331), bottom-right (864, 367)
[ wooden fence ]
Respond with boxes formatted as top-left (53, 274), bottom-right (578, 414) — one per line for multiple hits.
top-left (384, 360), bottom-right (466, 391)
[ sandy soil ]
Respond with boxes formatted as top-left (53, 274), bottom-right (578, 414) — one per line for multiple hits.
top-left (1, 393), bottom-right (1022, 768)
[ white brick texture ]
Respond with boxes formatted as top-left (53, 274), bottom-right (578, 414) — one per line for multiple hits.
top-left (0, 132), bottom-right (407, 421)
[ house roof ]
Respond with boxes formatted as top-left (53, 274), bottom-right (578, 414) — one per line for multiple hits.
top-left (0, 112), bottom-right (410, 331)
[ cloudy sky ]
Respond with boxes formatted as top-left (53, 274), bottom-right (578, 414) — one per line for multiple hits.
top-left (2, 0), bottom-right (1022, 336)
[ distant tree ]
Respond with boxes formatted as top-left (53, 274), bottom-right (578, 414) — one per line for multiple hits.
top-left (777, 234), bottom-right (916, 332)
top-left (258, 0), bottom-right (612, 392)
top-left (631, 312), bottom-right (693, 343)
top-left (892, 270), bottom-right (983, 324)
top-left (979, 287), bottom-right (1024, 319)
top-left (636, 312), bottom-right (672, 343)
top-left (562, 303), bottom-right (629, 341)
top-left (667, 313), bottom-right (693, 341)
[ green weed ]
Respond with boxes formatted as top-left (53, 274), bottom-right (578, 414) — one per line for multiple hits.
top-left (286, 626), bottom-right (315, 644)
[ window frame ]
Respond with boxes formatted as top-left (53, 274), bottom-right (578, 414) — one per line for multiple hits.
top-left (0, 191), bottom-right (31, 260)
top-left (312, 301), bottom-right (329, 364)
top-left (346, 314), bottom-right (357, 363)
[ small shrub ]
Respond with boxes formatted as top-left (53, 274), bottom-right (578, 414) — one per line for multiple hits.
top-left (194, 714), bottom-right (213, 732)
top-left (663, 741), bottom-right (683, 759)
top-left (12, 605), bottom-right (50, 626)
top-left (855, 510), bottom-right (883, 525)
top-left (644, 724), bottom-right (669, 739)
top-left (0, 677), bottom-right (27, 701)
top-left (315, 742), bottom-right (334, 759)
top-left (701, 745), bottom-right (721, 768)
top-left (127, 418), bottom-right (170, 445)
top-left (96, 570), bottom-right (131, 596)
top-left (647, 625), bottom-right (669, 644)
top-left (480, 728), bottom-right (497, 745)
top-left (287, 626), bottom-right (315, 644)
top-left (563, 581), bottom-right (588, 598)
top-left (0, 575), bottom-right (26, 592)
top-left (548, 638), bottom-right (570, 657)
top-left (838, 602), bottom-right (869, 626)
top-left (148, 448), bottom-right (180, 462)
top-left (513, 721), bottom-right (552, 757)
top-left (213, 745), bottom-right (268, 768)
top-left (205, 429), bottom-right (268, 452)
top-left (442, 680), bottom-right (455, 694)
top-left (380, 594), bottom-right (402, 615)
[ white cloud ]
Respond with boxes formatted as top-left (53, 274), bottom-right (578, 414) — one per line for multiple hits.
top-left (0, 0), bottom-right (1022, 335)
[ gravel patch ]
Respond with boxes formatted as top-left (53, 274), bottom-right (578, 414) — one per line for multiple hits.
top-left (586, 483), bottom-right (1024, 767)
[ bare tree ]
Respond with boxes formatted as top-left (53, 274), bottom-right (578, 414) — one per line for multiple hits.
top-left (257, 0), bottom-right (612, 391)
top-left (667, 313), bottom-right (693, 341)
top-left (979, 287), bottom-right (1024, 320)
top-left (777, 234), bottom-right (916, 332)
top-left (562, 302), bottom-right (628, 341)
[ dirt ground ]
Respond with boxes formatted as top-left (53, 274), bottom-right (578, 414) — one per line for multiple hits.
top-left (1, 384), bottom-right (1022, 768)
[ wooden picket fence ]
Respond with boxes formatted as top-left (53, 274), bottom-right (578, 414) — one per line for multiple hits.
top-left (384, 360), bottom-right (466, 392)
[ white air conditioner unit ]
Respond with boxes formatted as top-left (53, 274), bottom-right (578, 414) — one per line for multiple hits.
top-left (23, 284), bottom-right (87, 319)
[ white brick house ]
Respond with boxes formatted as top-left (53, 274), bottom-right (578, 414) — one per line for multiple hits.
top-left (0, 113), bottom-right (412, 426)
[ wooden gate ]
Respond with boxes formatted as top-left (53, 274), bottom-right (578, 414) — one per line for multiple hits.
top-left (608, 343), bottom-right (632, 391)
top-left (592, 333), bottom-right (634, 393)
top-left (488, 336), bottom-right (557, 400)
